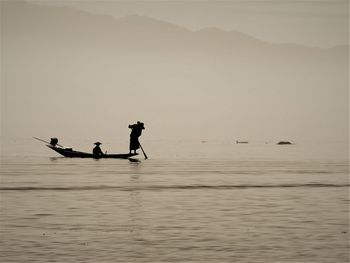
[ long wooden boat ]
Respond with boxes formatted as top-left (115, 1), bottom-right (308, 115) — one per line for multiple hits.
top-left (47, 145), bottom-right (138, 159)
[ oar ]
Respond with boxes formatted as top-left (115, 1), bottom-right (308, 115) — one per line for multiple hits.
top-left (139, 142), bottom-right (148, 160)
top-left (33, 137), bottom-right (64, 147)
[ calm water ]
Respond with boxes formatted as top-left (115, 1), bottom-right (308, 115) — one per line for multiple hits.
top-left (0, 140), bottom-right (349, 262)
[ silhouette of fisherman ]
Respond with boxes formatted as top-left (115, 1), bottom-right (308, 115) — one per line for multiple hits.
top-left (128, 121), bottom-right (145, 154)
top-left (93, 142), bottom-right (104, 156)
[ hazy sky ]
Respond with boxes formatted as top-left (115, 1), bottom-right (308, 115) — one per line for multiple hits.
top-left (31, 0), bottom-right (349, 48)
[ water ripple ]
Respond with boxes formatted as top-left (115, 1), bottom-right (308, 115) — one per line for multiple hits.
top-left (0, 183), bottom-right (348, 192)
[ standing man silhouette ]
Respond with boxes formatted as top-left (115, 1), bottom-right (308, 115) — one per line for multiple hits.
top-left (128, 121), bottom-right (145, 154)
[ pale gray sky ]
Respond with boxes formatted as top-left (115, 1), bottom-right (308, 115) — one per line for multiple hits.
top-left (31, 0), bottom-right (349, 47)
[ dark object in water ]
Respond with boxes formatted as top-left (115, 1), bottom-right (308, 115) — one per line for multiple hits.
top-left (47, 145), bottom-right (138, 159)
top-left (277, 141), bottom-right (292, 145)
top-left (236, 141), bottom-right (249, 144)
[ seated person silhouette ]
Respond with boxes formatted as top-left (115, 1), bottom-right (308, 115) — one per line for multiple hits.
top-left (50, 138), bottom-right (58, 147)
top-left (93, 142), bottom-right (104, 156)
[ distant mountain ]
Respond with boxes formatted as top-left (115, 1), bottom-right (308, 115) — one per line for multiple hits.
top-left (3, 1), bottom-right (346, 54)
top-left (3, 0), bottom-right (347, 71)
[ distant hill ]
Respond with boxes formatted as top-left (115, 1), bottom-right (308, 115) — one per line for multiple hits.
top-left (3, 1), bottom-right (346, 54)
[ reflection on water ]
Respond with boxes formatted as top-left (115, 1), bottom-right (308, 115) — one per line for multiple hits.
top-left (129, 158), bottom-right (141, 163)
top-left (0, 141), bottom-right (349, 262)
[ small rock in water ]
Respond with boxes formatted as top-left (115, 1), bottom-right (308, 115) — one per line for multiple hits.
top-left (277, 141), bottom-right (292, 145)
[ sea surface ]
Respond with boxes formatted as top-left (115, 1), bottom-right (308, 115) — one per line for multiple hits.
top-left (0, 139), bottom-right (349, 263)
